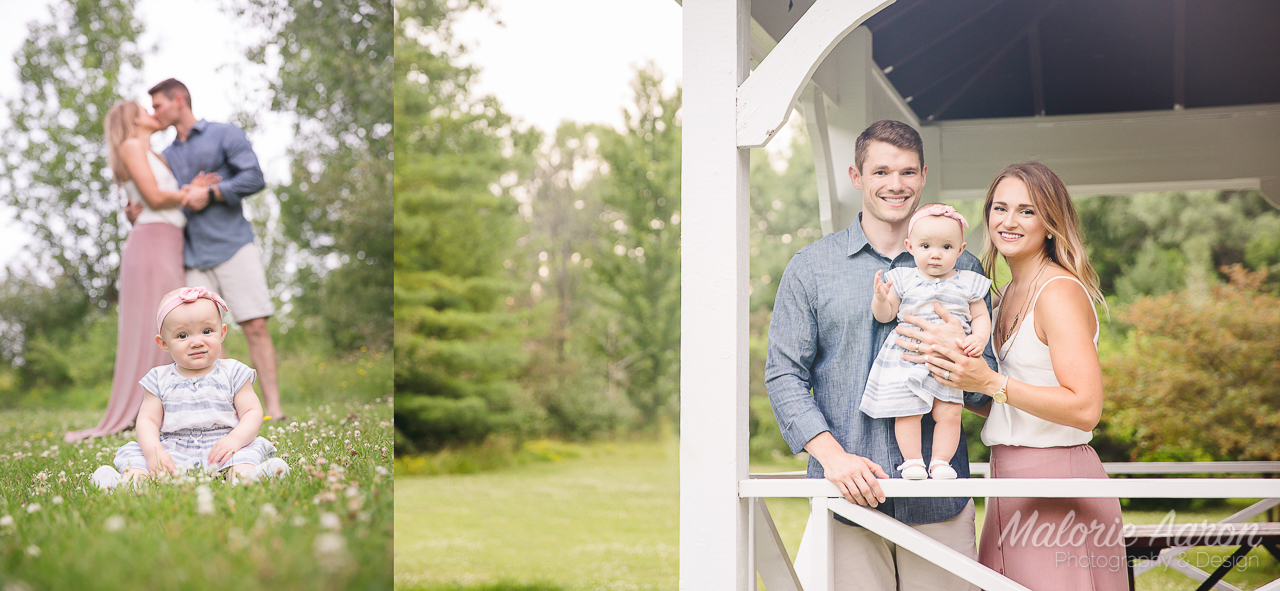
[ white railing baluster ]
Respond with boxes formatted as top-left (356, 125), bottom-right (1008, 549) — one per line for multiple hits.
top-left (752, 499), bottom-right (803, 591)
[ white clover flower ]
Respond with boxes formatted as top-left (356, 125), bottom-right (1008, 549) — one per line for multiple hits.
top-left (25, 504), bottom-right (40, 514)
top-left (344, 486), bottom-right (360, 498)
top-left (25, 545), bottom-right (41, 557)
top-left (291, 515), bottom-right (307, 527)
top-left (196, 484), bottom-right (215, 515)
top-left (1, 515), bottom-right (14, 527)
top-left (104, 515), bottom-right (125, 532)
top-left (374, 466), bottom-right (389, 477)
top-left (319, 512), bottom-right (341, 530)
top-left (51, 496), bottom-right (63, 505)
top-left (314, 532), bottom-right (345, 557)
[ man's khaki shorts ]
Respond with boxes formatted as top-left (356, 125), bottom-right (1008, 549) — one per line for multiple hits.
top-left (185, 242), bottom-right (274, 324)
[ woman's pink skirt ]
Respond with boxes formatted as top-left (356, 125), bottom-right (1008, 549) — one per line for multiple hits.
top-left (979, 444), bottom-right (1128, 591)
top-left (66, 222), bottom-right (184, 442)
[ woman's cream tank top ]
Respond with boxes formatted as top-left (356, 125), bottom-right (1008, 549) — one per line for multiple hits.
top-left (123, 151), bottom-right (185, 228)
top-left (980, 275), bottom-right (1098, 448)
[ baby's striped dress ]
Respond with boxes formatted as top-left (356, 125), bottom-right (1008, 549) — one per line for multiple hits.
top-left (860, 268), bottom-right (991, 418)
top-left (113, 358), bottom-right (276, 473)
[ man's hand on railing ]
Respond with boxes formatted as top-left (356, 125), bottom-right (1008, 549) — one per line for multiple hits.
top-left (805, 431), bottom-right (888, 507)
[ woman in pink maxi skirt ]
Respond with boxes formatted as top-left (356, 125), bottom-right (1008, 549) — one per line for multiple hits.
top-left (916, 162), bottom-right (1126, 590)
top-left (66, 101), bottom-right (215, 442)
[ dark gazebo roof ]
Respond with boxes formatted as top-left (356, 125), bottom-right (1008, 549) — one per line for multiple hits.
top-left (766, 0), bottom-right (1280, 122)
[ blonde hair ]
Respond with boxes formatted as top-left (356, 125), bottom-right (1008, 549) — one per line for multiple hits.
top-left (980, 162), bottom-right (1105, 309)
top-left (104, 101), bottom-right (141, 183)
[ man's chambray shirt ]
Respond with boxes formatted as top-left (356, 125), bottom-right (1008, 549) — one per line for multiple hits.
top-left (163, 120), bottom-right (265, 270)
top-left (765, 214), bottom-right (996, 525)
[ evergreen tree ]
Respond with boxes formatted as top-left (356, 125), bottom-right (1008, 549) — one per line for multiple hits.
top-left (392, 0), bottom-right (537, 453)
top-left (589, 65), bottom-right (682, 426)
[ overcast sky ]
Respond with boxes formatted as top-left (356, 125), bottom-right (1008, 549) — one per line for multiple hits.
top-left (452, 0), bottom-right (682, 135)
top-left (0, 0), bottom-right (292, 276)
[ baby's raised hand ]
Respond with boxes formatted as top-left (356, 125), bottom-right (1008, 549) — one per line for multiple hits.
top-left (961, 334), bottom-right (987, 358)
top-left (873, 270), bottom-right (894, 302)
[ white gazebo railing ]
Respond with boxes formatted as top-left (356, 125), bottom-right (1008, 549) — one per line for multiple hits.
top-left (743, 462), bottom-right (1280, 591)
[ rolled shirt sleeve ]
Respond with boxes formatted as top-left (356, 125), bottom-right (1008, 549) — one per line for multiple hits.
top-left (215, 126), bottom-right (265, 207)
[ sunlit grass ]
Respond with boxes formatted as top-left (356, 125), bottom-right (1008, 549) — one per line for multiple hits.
top-left (398, 439), bottom-right (1278, 591)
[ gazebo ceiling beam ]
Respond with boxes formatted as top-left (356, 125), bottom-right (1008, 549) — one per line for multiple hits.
top-left (884, 0), bottom-right (1010, 74)
top-left (1028, 23), bottom-right (1045, 117)
top-left (926, 0), bottom-right (1061, 122)
top-left (1174, 0), bottom-right (1186, 110)
top-left (737, 0), bottom-right (895, 148)
top-left (933, 103), bottom-right (1280, 209)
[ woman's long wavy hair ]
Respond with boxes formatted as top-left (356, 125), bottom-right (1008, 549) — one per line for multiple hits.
top-left (980, 162), bottom-right (1106, 310)
top-left (104, 101), bottom-right (157, 184)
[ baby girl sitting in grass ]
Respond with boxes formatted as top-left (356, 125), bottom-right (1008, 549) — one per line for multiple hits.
top-left (92, 287), bottom-right (288, 489)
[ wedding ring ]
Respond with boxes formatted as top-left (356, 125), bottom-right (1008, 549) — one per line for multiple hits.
top-left (945, 370), bottom-right (951, 380)
top-left (915, 343), bottom-right (921, 354)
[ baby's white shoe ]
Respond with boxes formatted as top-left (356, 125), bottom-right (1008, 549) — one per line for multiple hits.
top-left (898, 459), bottom-right (928, 480)
top-left (255, 457), bottom-right (289, 479)
top-left (929, 459), bottom-right (958, 480)
top-left (92, 466), bottom-right (122, 490)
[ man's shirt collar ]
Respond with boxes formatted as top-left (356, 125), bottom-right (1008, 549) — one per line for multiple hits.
top-left (846, 212), bottom-right (870, 257)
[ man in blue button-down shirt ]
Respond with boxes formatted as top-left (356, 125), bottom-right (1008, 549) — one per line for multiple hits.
top-left (133, 79), bottom-right (285, 421)
top-left (766, 120), bottom-right (996, 589)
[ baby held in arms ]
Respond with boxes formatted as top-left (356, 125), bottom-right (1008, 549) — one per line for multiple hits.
top-left (860, 204), bottom-right (992, 480)
top-left (92, 287), bottom-right (288, 489)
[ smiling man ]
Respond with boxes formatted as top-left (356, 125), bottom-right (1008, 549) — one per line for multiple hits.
top-left (765, 120), bottom-right (996, 590)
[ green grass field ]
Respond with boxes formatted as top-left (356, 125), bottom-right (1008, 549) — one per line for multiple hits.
top-left (397, 438), bottom-right (1280, 591)
top-left (0, 345), bottom-right (393, 590)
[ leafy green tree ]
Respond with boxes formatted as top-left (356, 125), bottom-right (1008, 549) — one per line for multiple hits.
top-left (0, 0), bottom-right (145, 398)
top-left (0, 0), bottom-right (144, 309)
top-left (1103, 266), bottom-right (1280, 461)
top-left (1076, 190), bottom-right (1280, 302)
top-left (588, 65), bottom-right (682, 426)
top-left (392, 0), bottom-right (538, 453)
top-left (514, 123), bottom-right (636, 438)
top-left (233, 0), bottom-right (393, 351)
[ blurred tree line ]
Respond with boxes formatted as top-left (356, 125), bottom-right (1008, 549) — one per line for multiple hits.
top-left (0, 0), bottom-right (391, 407)
top-left (395, 1), bottom-right (1280, 461)
top-left (394, 0), bottom-right (687, 453)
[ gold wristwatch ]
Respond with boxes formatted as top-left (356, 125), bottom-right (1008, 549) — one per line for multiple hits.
top-left (992, 375), bottom-right (1010, 404)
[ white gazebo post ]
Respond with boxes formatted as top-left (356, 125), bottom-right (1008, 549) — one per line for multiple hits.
top-left (680, 1), bottom-right (752, 590)
top-left (681, 1), bottom-right (897, 589)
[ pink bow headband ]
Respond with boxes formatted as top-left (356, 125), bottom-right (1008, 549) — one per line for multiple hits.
top-left (908, 204), bottom-right (969, 236)
top-left (156, 287), bottom-right (228, 332)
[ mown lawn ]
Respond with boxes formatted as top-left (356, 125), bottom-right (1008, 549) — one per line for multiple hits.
top-left (397, 439), bottom-right (1280, 591)
top-left (0, 347), bottom-right (394, 591)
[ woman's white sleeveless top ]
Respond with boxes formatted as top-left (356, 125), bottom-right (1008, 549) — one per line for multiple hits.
top-left (124, 151), bottom-right (185, 228)
top-left (980, 276), bottom-right (1098, 448)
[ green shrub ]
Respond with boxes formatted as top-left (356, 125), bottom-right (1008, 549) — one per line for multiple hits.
top-left (1103, 266), bottom-right (1279, 461)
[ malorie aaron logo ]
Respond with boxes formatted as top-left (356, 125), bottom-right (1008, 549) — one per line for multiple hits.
top-left (1000, 510), bottom-right (1264, 571)
top-left (998, 509), bottom-right (1127, 549)
top-left (999, 510), bottom-right (1263, 549)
